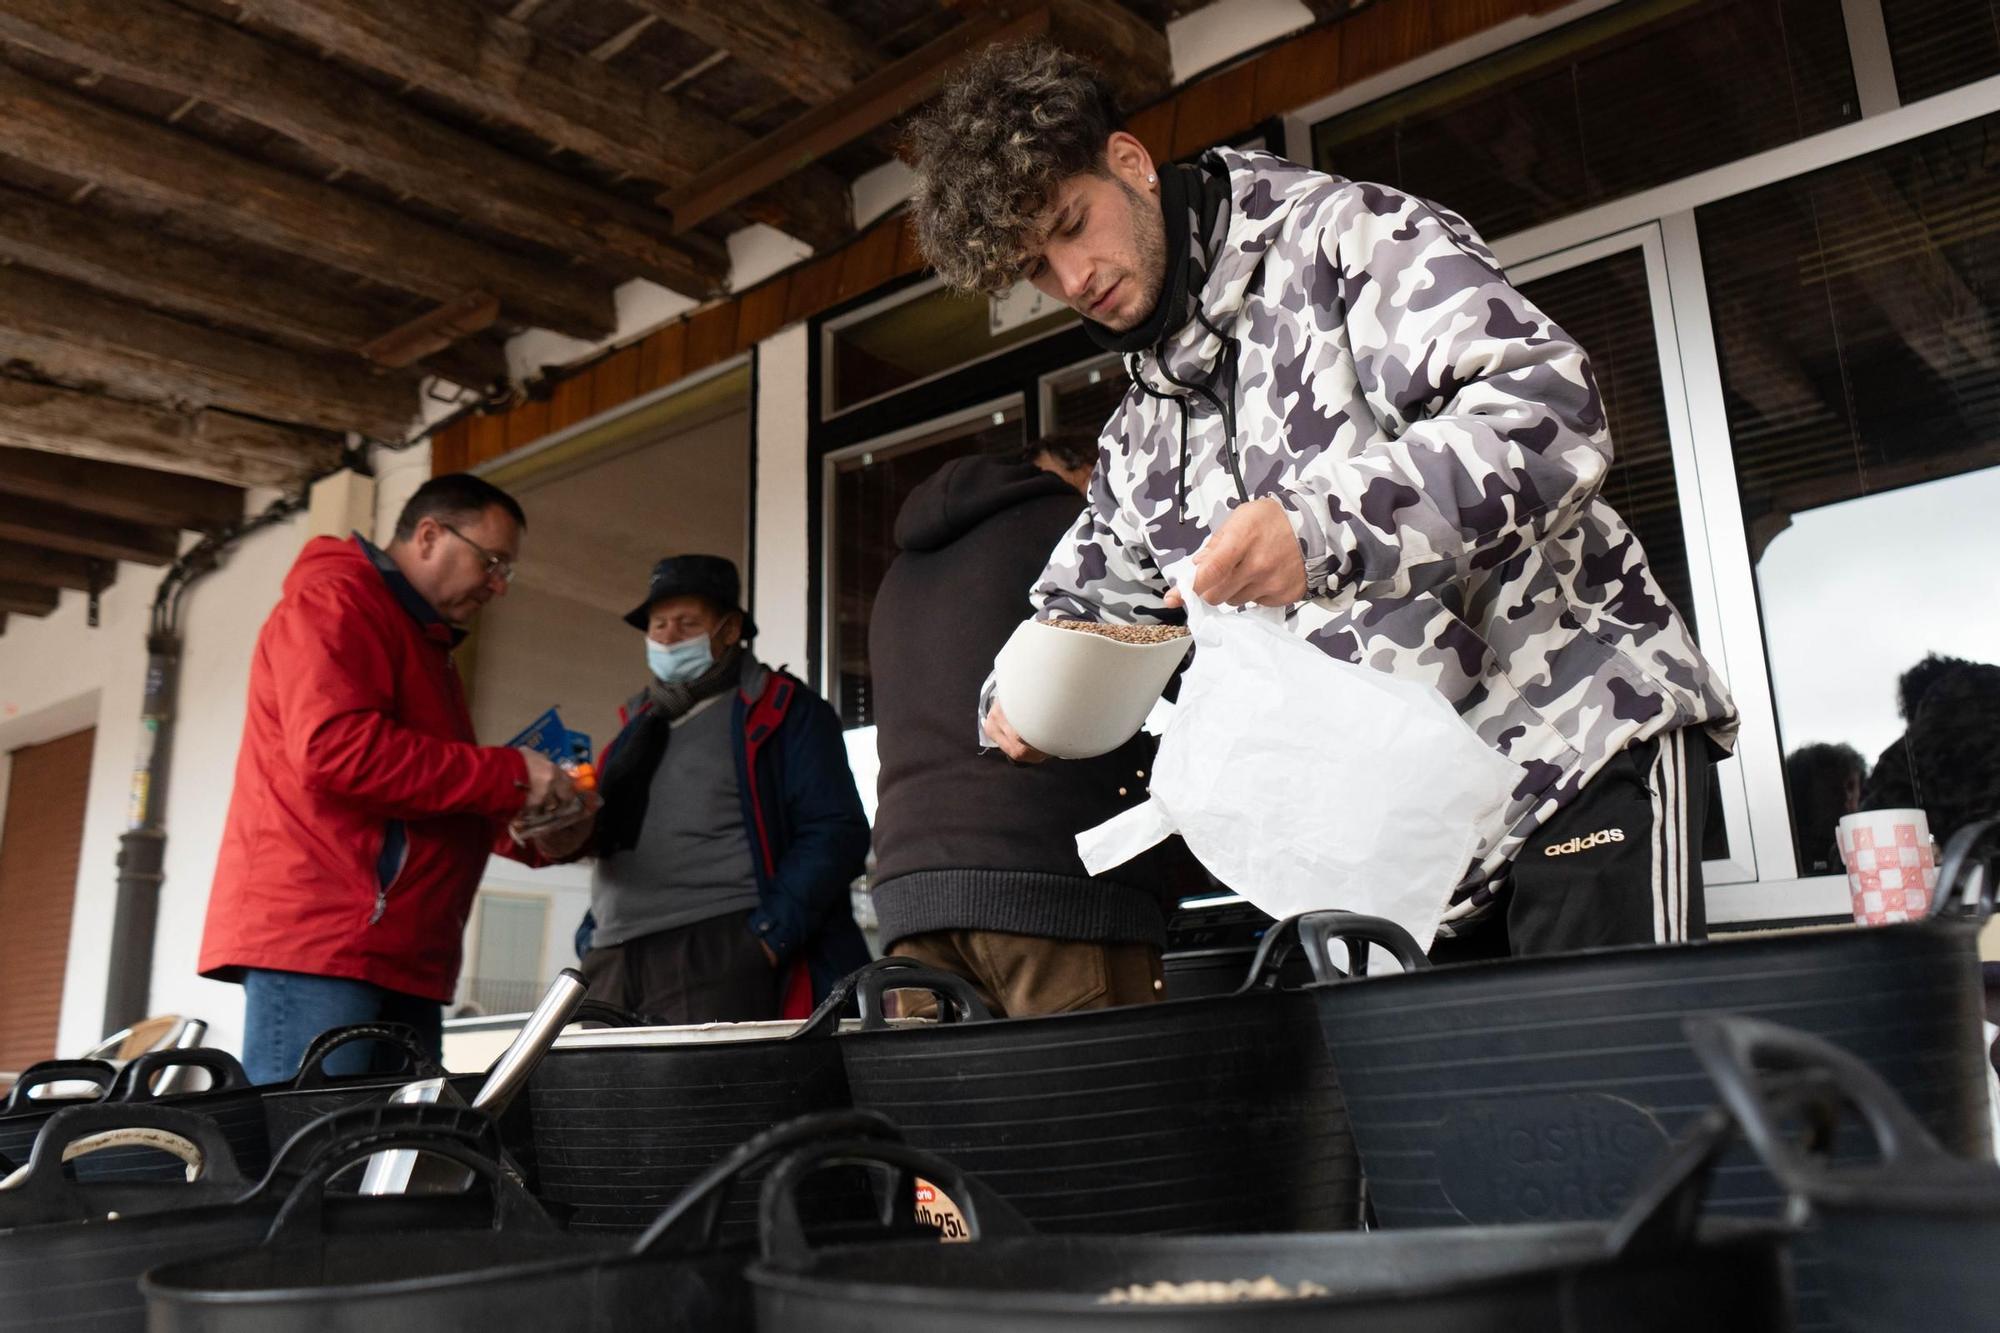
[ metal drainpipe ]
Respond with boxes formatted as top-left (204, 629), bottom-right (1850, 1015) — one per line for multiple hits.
top-left (103, 490), bottom-right (310, 1034)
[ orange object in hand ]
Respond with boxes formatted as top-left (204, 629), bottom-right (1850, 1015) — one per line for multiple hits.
top-left (564, 760), bottom-right (597, 792)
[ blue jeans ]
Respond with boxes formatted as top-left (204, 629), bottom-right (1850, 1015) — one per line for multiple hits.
top-left (240, 969), bottom-right (443, 1085)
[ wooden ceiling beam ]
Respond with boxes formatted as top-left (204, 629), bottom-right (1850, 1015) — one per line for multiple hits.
top-left (0, 581), bottom-right (61, 617)
top-left (0, 379), bottom-right (337, 490)
top-left (0, 495), bottom-right (180, 566)
top-left (1048, 0), bottom-right (1172, 107)
top-left (0, 540), bottom-right (106, 592)
top-left (226, 0), bottom-right (854, 251)
top-left (0, 185), bottom-right (503, 391)
top-left (0, 66), bottom-right (615, 340)
top-left (0, 448), bottom-right (243, 531)
top-left (952, 0), bottom-right (1172, 107)
top-left (0, 0), bottom-right (728, 296)
top-left (667, 6), bottom-right (1051, 235)
top-left (626, 0), bottom-right (884, 104)
top-left (0, 265), bottom-right (415, 438)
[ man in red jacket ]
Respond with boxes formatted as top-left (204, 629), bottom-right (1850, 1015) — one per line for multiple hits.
top-left (200, 473), bottom-right (579, 1082)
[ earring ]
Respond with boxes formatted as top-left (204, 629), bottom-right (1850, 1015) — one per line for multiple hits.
top-left (1147, 173), bottom-right (1157, 184)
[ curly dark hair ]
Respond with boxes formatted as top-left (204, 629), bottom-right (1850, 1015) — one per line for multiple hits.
top-left (905, 41), bottom-right (1123, 295)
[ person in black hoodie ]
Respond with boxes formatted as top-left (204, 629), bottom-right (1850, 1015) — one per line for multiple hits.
top-left (868, 430), bottom-right (1195, 1016)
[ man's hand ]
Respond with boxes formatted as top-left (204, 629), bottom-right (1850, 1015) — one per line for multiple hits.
top-left (515, 748), bottom-right (576, 810)
top-left (1165, 497), bottom-right (1309, 609)
top-left (512, 790), bottom-right (600, 860)
top-left (982, 698), bottom-right (1049, 764)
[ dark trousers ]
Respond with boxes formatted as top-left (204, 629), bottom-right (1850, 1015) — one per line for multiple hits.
top-left (580, 909), bottom-right (780, 1025)
top-left (1432, 729), bottom-right (1714, 962)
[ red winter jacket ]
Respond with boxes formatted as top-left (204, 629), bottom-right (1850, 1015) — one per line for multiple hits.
top-left (199, 536), bottom-right (529, 1001)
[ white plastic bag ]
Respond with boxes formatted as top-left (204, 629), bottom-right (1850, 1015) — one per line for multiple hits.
top-left (1076, 576), bottom-right (1523, 953)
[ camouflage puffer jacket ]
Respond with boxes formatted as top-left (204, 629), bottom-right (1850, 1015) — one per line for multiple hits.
top-left (1009, 148), bottom-right (1738, 920)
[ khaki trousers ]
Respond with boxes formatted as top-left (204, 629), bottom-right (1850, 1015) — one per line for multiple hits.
top-left (888, 929), bottom-right (1164, 1018)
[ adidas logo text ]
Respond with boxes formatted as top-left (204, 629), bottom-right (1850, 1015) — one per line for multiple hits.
top-left (1543, 828), bottom-right (1627, 857)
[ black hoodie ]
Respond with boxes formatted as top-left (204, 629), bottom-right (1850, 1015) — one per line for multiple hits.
top-left (867, 455), bottom-right (1183, 948)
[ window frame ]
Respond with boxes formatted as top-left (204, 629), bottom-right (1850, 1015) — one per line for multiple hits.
top-left (816, 393), bottom-right (1027, 714)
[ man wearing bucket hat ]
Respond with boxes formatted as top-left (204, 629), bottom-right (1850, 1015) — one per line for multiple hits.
top-left (908, 43), bottom-right (1738, 958)
top-left (520, 555), bottom-right (871, 1022)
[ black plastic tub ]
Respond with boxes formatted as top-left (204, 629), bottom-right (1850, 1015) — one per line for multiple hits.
top-left (140, 1111), bottom-right (912, 1333)
top-left (526, 985), bottom-right (861, 1236)
top-left (1302, 912), bottom-right (1990, 1329)
top-left (0, 1025), bottom-right (453, 1186)
top-left (1692, 1012), bottom-right (2000, 1333)
top-left (744, 1119), bottom-right (1791, 1332)
top-left (835, 921), bottom-right (1371, 1236)
top-left (0, 1101), bottom-right (499, 1333)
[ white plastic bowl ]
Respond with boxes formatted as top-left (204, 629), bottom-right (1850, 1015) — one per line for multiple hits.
top-left (992, 618), bottom-right (1193, 760)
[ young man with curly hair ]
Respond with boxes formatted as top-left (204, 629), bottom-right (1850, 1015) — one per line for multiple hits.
top-left (907, 42), bottom-right (1738, 958)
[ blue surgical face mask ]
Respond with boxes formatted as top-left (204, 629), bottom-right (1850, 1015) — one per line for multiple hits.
top-left (647, 634), bottom-right (715, 684)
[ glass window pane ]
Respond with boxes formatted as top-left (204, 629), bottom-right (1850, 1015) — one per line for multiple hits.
top-left (471, 894), bottom-right (548, 1014)
top-left (1700, 113), bottom-right (2000, 876)
top-left (1042, 353), bottom-right (1128, 436)
top-left (828, 284), bottom-right (1072, 413)
top-left (1881, 0), bottom-right (2000, 104)
top-left (830, 405), bottom-right (1027, 727)
top-left (1312, 0), bottom-right (1858, 241)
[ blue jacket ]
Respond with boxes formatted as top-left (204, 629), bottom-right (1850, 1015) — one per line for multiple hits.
top-left (579, 665), bottom-right (871, 1005)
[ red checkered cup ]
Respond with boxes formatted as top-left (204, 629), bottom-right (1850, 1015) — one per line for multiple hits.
top-left (1835, 808), bottom-right (1939, 925)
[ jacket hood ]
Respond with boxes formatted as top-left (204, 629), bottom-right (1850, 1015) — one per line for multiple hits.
top-left (1140, 147), bottom-right (1331, 392)
top-left (288, 535), bottom-right (458, 646)
top-left (894, 455), bottom-right (1079, 553)
top-left (286, 533), bottom-right (382, 599)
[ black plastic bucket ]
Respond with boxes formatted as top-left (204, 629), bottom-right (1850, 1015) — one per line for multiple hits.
top-left (526, 994), bottom-right (856, 1236)
top-left (837, 924), bottom-right (1362, 1236)
top-left (1304, 913), bottom-right (1990, 1329)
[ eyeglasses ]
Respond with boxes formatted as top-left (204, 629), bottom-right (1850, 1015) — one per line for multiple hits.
top-left (438, 522), bottom-right (517, 585)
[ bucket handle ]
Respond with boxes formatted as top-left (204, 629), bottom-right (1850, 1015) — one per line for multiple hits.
top-left (1685, 1013), bottom-right (1950, 1194)
top-left (569, 998), bottom-right (643, 1029)
top-left (849, 957), bottom-right (993, 1031)
top-left (288, 1023), bottom-right (446, 1089)
top-left (2, 1058), bottom-right (117, 1112)
top-left (110, 1047), bottom-right (251, 1103)
top-left (628, 1109), bottom-right (904, 1258)
top-left (757, 1136), bottom-right (1034, 1272)
top-left (3, 1101), bottom-right (245, 1212)
top-left (1929, 817), bottom-right (2000, 921)
top-left (1293, 911), bottom-right (1432, 986)
top-left (261, 1103), bottom-right (553, 1243)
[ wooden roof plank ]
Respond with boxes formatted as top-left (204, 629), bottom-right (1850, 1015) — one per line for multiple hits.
top-left (229, 0), bottom-right (854, 252)
top-left (0, 495), bottom-right (180, 566)
top-left (0, 64), bottom-right (616, 340)
top-left (0, 265), bottom-right (414, 437)
top-left (0, 0), bottom-right (728, 296)
top-left (0, 447), bottom-right (243, 531)
top-left (0, 376), bottom-right (342, 488)
top-left (667, 6), bottom-right (1052, 235)
top-left (627, 0), bottom-right (883, 105)
top-left (0, 581), bottom-right (60, 617)
top-left (0, 539), bottom-right (103, 592)
top-left (0, 185), bottom-right (508, 390)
